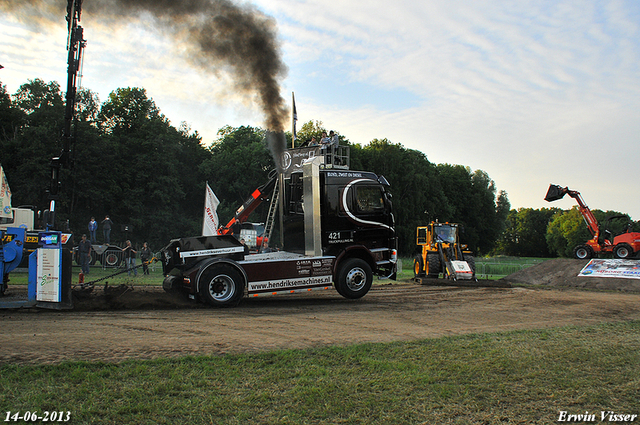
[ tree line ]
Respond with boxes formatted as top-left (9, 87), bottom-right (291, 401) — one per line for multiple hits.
top-left (497, 206), bottom-right (640, 258)
top-left (3, 78), bottom-right (635, 257)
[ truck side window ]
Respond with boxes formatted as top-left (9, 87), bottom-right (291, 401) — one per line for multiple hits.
top-left (355, 186), bottom-right (384, 213)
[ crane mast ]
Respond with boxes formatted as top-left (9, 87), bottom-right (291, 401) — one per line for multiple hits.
top-left (47, 0), bottom-right (86, 229)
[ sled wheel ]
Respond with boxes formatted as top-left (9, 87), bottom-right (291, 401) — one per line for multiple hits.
top-left (198, 264), bottom-right (245, 307)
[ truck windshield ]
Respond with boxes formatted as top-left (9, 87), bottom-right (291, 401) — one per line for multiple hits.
top-left (435, 225), bottom-right (456, 243)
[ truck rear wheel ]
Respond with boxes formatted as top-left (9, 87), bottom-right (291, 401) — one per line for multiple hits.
top-left (335, 258), bottom-right (372, 299)
top-left (198, 264), bottom-right (245, 307)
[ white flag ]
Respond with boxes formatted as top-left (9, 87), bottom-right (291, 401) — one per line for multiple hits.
top-left (202, 182), bottom-right (220, 236)
top-left (0, 165), bottom-right (12, 219)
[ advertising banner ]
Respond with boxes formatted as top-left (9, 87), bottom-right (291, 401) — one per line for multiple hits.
top-left (0, 164), bottom-right (12, 219)
top-left (578, 259), bottom-right (640, 280)
top-left (36, 248), bottom-right (62, 302)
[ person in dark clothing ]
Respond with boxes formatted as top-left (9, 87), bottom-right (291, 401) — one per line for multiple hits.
top-left (140, 242), bottom-right (152, 275)
top-left (123, 240), bottom-right (137, 277)
top-left (101, 215), bottom-right (113, 244)
top-left (78, 234), bottom-right (92, 274)
top-left (240, 238), bottom-right (250, 255)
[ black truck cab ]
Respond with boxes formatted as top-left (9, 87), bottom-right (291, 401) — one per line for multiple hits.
top-left (283, 169), bottom-right (396, 279)
top-left (161, 147), bottom-right (397, 307)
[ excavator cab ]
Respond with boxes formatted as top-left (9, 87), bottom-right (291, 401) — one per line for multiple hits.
top-left (414, 222), bottom-right (476, 281)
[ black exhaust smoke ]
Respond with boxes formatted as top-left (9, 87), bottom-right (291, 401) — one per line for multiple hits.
top-left (2, 0), bottom-right (289, 167)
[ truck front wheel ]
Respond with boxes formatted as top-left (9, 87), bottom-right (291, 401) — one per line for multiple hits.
top-left (335, 258), bottom-right (372, 299)
top-left (198, 264), bottom-right (245, 307)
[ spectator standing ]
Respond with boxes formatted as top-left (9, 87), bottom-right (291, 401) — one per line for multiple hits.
top-left (140, 242), bottom-right (152, 276)
top-left (319, 131), bottom-right (330, 148)
top-left (78, 234), bottom-right (92, 275)
top-left (88, 217), bottom-right (97, 243)
top-left (329, 130), bottom-right (339, 148)
top-left (240, 238), bottom-right (250, 255)
top-left (123, 240), bottom-right (137, 277)
top-left (101, 215), bottom-right (113, 244)
top-left (329, 130), bottom-right (340, 164)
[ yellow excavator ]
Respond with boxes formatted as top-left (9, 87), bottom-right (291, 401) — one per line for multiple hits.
top-left (413, 222), bottom-right (476, 281)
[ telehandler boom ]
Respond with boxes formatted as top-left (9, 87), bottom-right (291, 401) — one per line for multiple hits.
top-left (544, 184), bottom-right (640, 259)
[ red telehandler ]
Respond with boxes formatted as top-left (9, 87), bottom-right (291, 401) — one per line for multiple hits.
top-left (544, 184), bottom-right (640, 259)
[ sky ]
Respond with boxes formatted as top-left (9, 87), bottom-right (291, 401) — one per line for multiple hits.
top-left (1, 0), bottom-right (639, 219)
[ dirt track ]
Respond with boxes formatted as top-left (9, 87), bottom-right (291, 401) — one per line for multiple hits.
top-left (2, 258), bottom-right (640, 365)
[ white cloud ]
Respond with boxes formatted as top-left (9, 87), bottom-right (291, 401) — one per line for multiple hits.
top-left (2, 0), bottom-right (640, 219)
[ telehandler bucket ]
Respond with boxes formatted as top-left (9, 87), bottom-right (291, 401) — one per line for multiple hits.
top-left (544, 184), bottom-right (566, 202)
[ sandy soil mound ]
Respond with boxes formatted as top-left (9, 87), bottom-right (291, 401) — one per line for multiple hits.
top-left (499, 258), bottom-right (640, 292)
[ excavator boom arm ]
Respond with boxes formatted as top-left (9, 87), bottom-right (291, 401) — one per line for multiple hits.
top-left (544, 184), bottom-right (600, 238)
top-left (217, 174), bottom-right (277, 235)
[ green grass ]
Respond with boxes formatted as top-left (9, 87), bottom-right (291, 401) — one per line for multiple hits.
top-left (8, 262), bottom-right (165, 287)
top-left (9, 256), bottom-right (545, 286)
top-left (397, 256), bottom-right (551, 281)
top-left (1, 321), bottom-right (638, 424)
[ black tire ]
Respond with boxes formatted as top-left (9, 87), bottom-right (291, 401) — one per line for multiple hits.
top-left (463, 254), bottom-right (476, 275)
top-left (335, 258), bottom-right (373, 299)
top-left (89, 250), bottom-right (97, 266)
top-left (413, 255), bottom-right (425, 278)
top-left (198, 264), bottom-right (245, 307)
top-left (426, 253), bottom-right (441, 278)
top-left (102, 249), bottom-right (122, 267)
top-left (573, 245), bottom-right (593, 260)
top-left (613, 243), bottom-right (634, 259)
